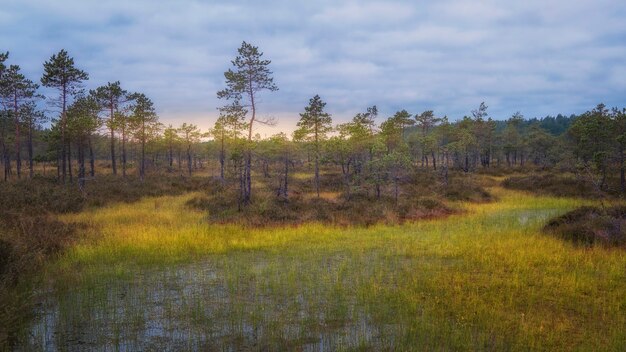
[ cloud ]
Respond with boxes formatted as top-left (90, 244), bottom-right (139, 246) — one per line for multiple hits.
top-left (0, 0), bottom-right (625, 132)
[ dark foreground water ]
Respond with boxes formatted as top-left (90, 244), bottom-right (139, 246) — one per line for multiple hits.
top-left (17, 253), bottom-right (399, 351)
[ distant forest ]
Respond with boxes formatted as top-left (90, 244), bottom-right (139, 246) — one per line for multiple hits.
top-left (1, 45), bottom-right (625, 198)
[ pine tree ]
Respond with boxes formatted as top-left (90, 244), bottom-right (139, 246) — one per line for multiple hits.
top-left (178, 123), bottom-right (202, 177)
top-left (296, 95), bottom-right (333, 197)
top-left (217, 41), bottom-right (278, 205)
top-left (92, 81), bottom-right (128, 176)
top-left (1, 65), bottom-right (40, 179)
top-left (128, 93), bottom-right (159, 181)
top-left (41, 49), bottom-right (88, 183)
top-left (66, 95), bottom-right (100, 188)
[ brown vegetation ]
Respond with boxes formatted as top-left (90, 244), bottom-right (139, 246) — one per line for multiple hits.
top-left (502, 173), bottom-right (602, 198)
top-left (186, 170), bottom-right (491, 227)
top-left (0, 174), bottom-right (215, 285)
top-left (544, 206), bottom-right (626, 247)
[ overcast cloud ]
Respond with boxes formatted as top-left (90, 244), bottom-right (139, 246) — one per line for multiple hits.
top-left (1, 0), bottom-right (625, 133)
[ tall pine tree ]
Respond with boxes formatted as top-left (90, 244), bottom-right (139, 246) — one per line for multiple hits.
top-left (41, 49), bottom-right (88, 183)
top-left (217, 41), bottom-right (277, 205)
top-left (296, 95), bottom-right (333, 197)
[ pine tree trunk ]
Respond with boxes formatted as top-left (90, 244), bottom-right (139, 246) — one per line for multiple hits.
top-left (78, 140), bottom-right (85, 190)
top-left (393, 167), bottom-right (399, 205)
top-left (432, 151), bottom-right (437, 171)
top-left (109, 99), bottom-right (117, 176)
top-left (168, 144), bottom-right (173, 171)
top-left (122, 129), bottom-right (127, 178)
top-left (61, 84), bottom-right (67, 183)
top-left (139, 121), bottom-right (145, 181)
top-left (28, 121), bottom-right (33, 179)
top-left (219, 148), bottom-right (225, 180)
top-left (56, 149), bottom-right (60, 181)
top-left (2, 141), bottom-right (8, 181)
top-left (619, 145), bottom-right (626, 193)
top-left (0, 127), bottom-right (5, 181)
top-left (110, 127), bottom-right (116, 175)
top-left (443, 152), bottom-right (449, 187)
top-left (178, 150), bottom-right (182, 172)
top-left (283, 154), bottom-right (289, 198)
top-left (187, 144), bottom-right (192, 176)
top-left (67, 140), bottom-right (73, 183)
top-left (14, 94), bottom-right (21, 179)
top-left (89, 136), bottom-right (95, 177)
top-left (244, 151), bottom-right (252, 204)
top-left (140, 137), bottom-right (145, 181)
top-left (238, 161), bottom-right (244, 212)
top-left (314, 153), bottom-right (320, 198)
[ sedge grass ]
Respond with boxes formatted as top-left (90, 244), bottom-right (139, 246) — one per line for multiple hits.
top-left (15, 187), bottom-right (626, 351)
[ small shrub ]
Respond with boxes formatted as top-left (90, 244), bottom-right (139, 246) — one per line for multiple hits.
top-left (502, 174), bottom-right (599, 198)
top-left (543, 206), bottom-right (626, 247)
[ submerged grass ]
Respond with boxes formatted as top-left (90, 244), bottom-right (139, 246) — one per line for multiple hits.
top-left (16, 187), bottom-right (626, 350)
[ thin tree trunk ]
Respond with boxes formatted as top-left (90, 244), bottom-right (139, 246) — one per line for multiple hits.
top-left (89, 136), bottom-right (95, 177)
top-left (219, 138), bottom-right (225, 180)
top-left (187, 144), bottom-right (192, 176)
top-left (61, 83), bottom-right (67, 183)
top-left (5, 152), bottom-right (11, 181)
top-left (78, 140), bottom-right (85, 190)
top-left (2, 140), bottom-right (8, 181)
top-left (67, 140), bottom-right (73, 183)
top-left (110, 98), bottom-right (117, 176)
top-left (110, 127), bottom-right (116, 175)
top-left (56, 149), bottom-right (60, 181)
top-left (314, 154), bottom-right (320, 198)
top-left (178, 150), bottom-right (182, 173)
top-left (14, 93), bottom-right (21, 179)
top-left (619, 145), bottom-right (626, 193)
top-left (168, 143), bottom-right (173, 171)
top-left (283, 153), bottom-right (289, 198)
top-left (393, 167), bottom-right (399, 205)
top-left (243, 82), bottom-right (256, 206)
top-left (442, 152), bottom-right (449, 187)
top-left (122, 128), bottom-right (127, 178)
top-left (244, 151), bottom-right (252, 203)
top-left (28, 120), bottom-right (33, 179)
top-left (238, 162), bottom-right (244, 212)
top-left (140, 122), bottom-right (145, 181)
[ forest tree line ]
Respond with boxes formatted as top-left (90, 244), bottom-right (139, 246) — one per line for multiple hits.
top-left (1, 45), bottom-right (625, 203)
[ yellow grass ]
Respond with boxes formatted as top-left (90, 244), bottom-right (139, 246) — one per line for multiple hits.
top-left (19, 187), bottom-right (626, 350)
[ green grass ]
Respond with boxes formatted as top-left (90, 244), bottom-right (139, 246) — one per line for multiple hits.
top-left (16, 187), bottom-right (626, 350)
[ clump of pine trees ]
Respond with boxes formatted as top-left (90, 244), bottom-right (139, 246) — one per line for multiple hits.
top-left (1, 45), bottom-right (625, 200)
top-left (0, 50), bottom-right (212, 186)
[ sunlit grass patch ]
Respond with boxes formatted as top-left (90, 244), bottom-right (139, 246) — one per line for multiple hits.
top-left (18, 187), bottom-right (626, 350)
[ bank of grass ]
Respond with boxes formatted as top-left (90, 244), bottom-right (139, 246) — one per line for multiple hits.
top-left (502, 172), bottom-right (616, 198)
top-left (186, 170), bottom-right (489, 227)
top-left (544, 205), bottom-right (626, 247)
top-left (0, 174), bottom-right (218, 275)
top-left (0, 173), bottom-right (218, 346)
top-left (17, 187), bottom-right (625, 350)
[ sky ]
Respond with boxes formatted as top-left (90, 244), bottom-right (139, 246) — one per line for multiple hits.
top-left (1, 0), bottom-right (625, 135)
